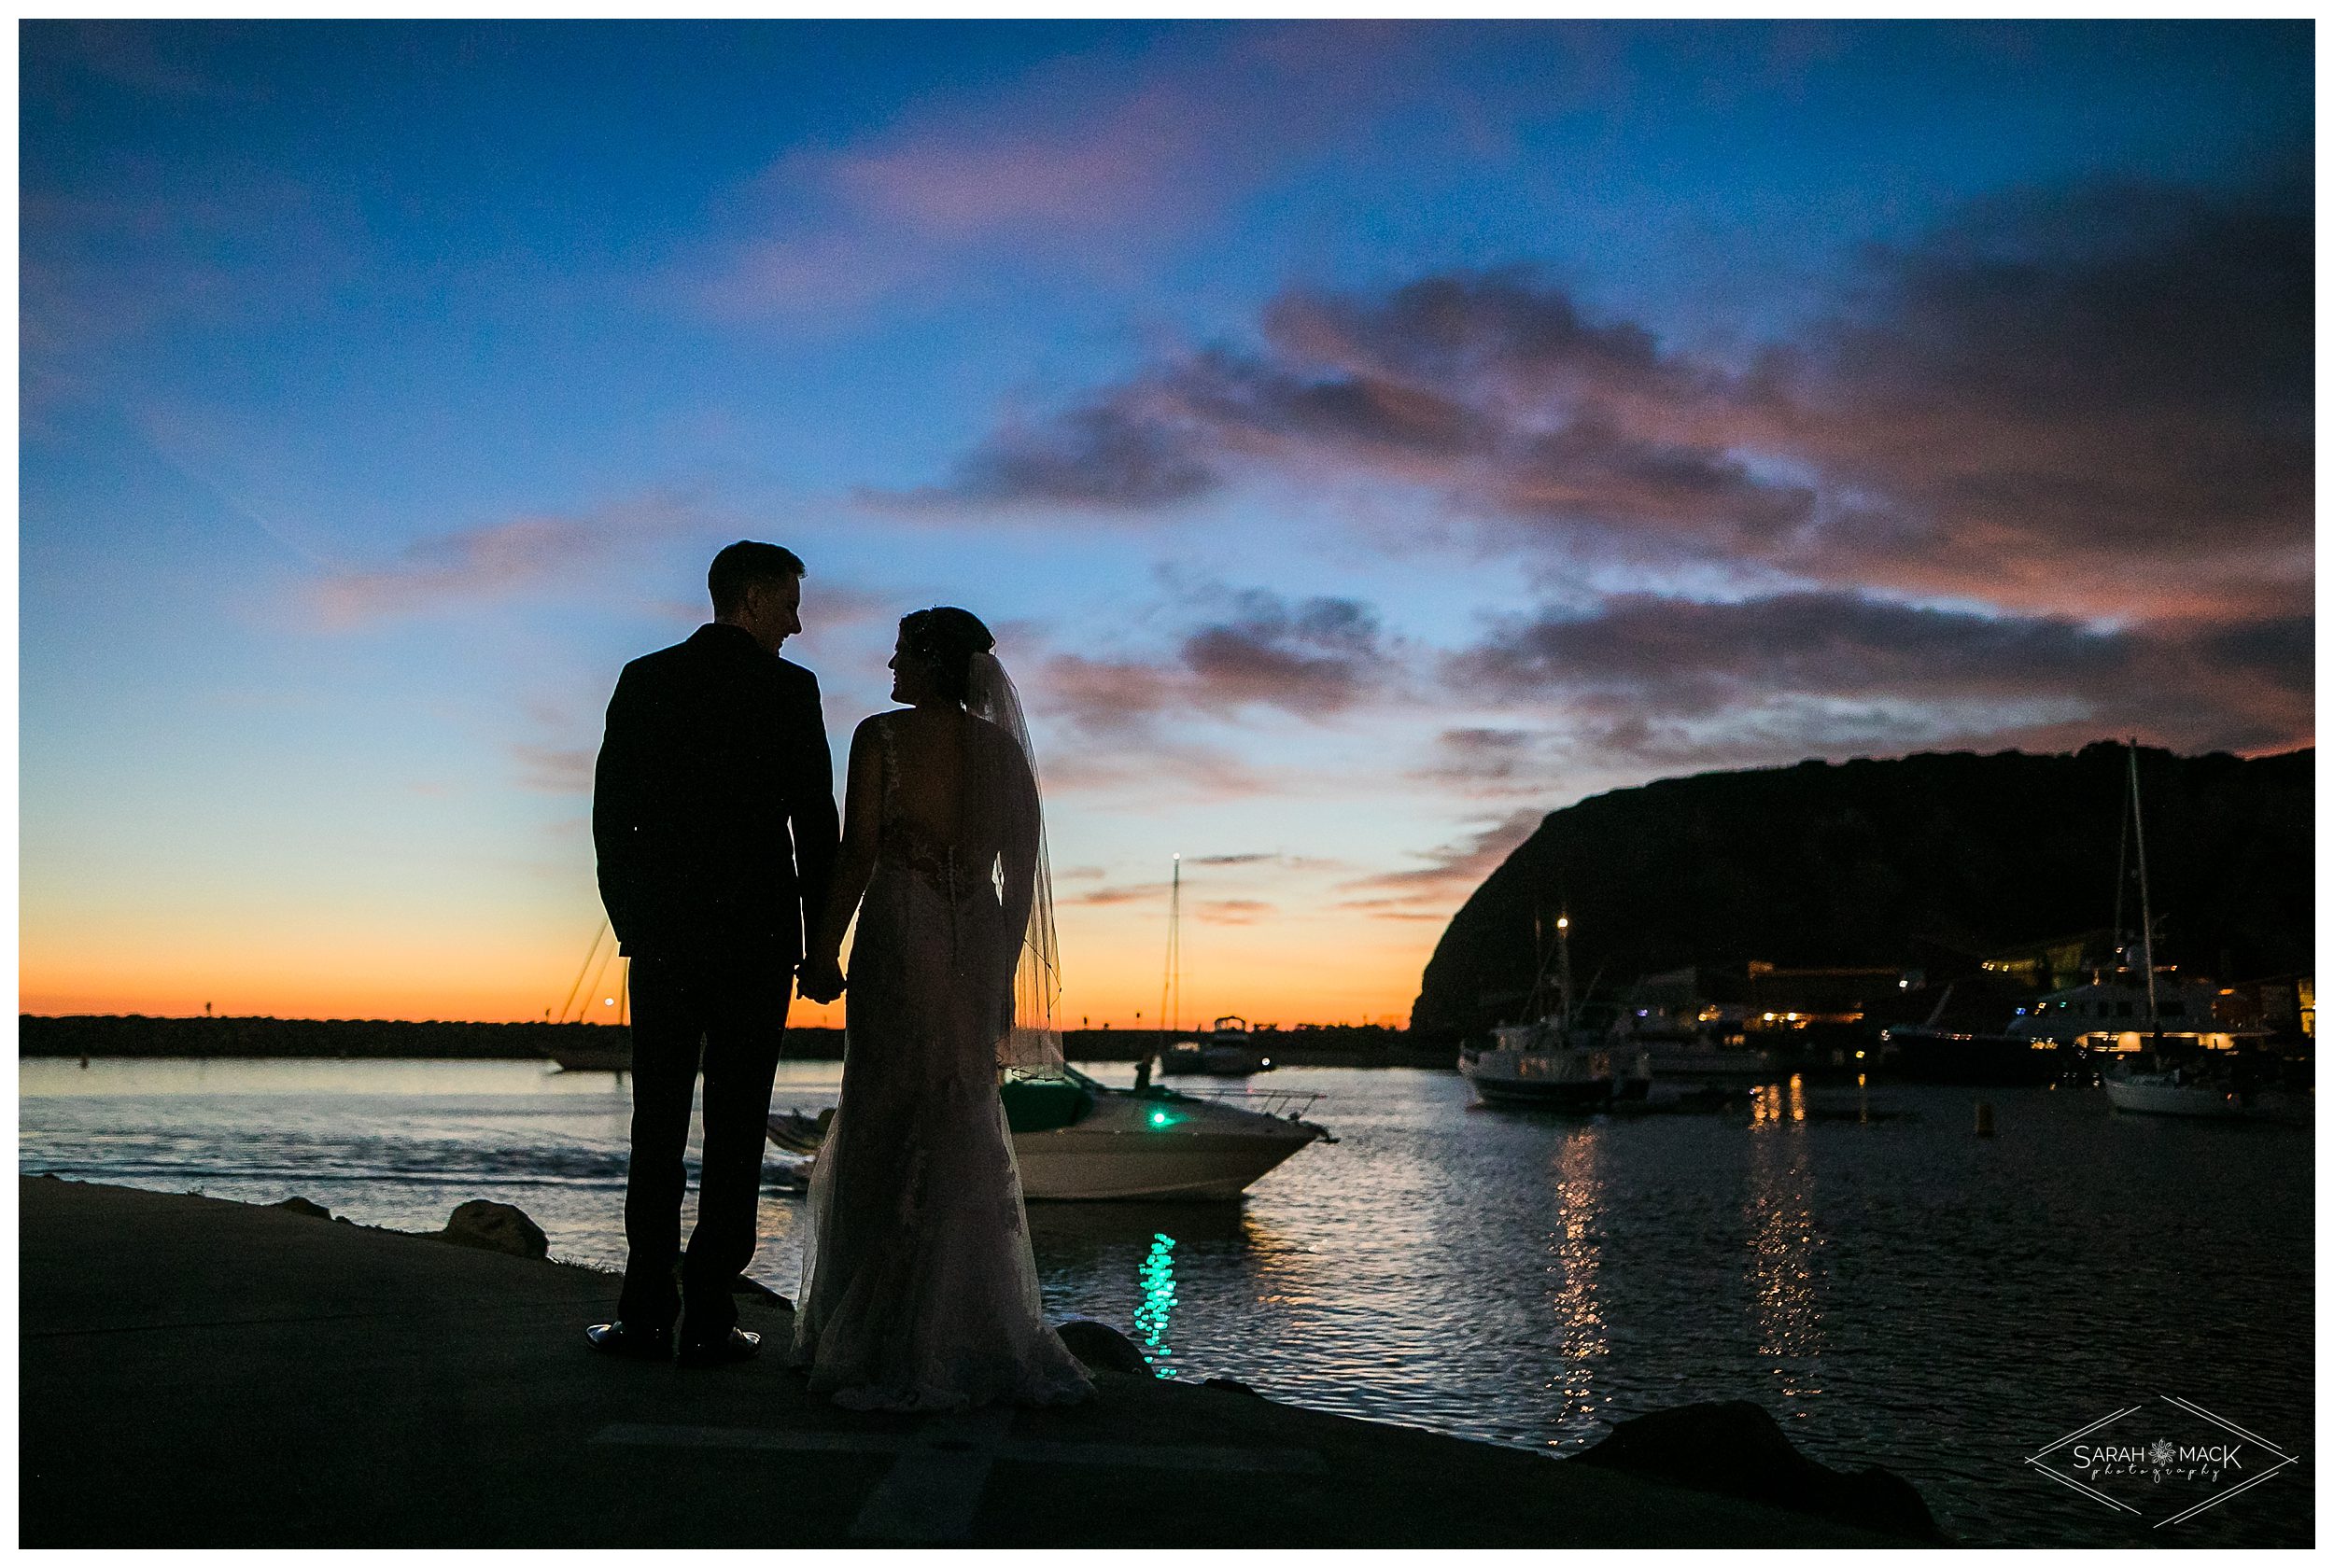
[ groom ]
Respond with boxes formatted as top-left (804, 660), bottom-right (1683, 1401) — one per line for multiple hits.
top-left (587, 540), bottom-right (844, 1367)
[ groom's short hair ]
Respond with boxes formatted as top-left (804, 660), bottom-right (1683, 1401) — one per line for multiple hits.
top-left (708, 540), bottom-right (807, 614)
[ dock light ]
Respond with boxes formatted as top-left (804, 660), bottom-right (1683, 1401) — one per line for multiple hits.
top-left (1556, 917), bottom-right (1568, 931)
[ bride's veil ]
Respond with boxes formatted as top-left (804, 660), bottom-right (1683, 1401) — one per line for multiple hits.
top-left (965, 651), bottom-right (1066, 1080)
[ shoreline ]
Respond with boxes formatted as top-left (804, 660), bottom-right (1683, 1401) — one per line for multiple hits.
top-left (21, 1174), bottom-right (1933, 1547)
top-left (19, 1014), bottom-right (1456, 1069)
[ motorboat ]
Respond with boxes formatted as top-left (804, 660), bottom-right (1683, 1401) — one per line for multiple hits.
top-left (768, 1065), bottom-right (1334, 1201)
top-left (1160, 1015), bottom-right (1275, 1076)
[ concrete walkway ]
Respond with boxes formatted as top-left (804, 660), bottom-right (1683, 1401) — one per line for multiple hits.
top-left (21, 1177), bottom-right (1906, 1547)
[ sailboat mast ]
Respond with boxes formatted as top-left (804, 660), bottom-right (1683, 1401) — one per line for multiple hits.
top-left (2128, 741), bottom-right (2158, 1029)
top-left (1159, 854), bottom-right (1181, 1052)
top-left (1557, 913), bottom-right (1574, 1026)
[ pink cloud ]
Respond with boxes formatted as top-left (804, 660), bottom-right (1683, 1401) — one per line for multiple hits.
top-left (305, 494), bottom-right (702, 627)
top-left (691, 24), bottom-right (1445, 318)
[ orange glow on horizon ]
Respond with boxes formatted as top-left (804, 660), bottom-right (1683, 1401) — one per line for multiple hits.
top-left (19, 922), bottom-right (1430, 1030)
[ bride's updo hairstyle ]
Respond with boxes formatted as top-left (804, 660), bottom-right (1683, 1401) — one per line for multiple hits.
top-left (899, 607), bottom-right (996, 707)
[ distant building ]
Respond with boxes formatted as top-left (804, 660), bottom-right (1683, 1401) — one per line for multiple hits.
top-left (1977, 929), bottom-right (2118, 991)
top-left (1621, 961), bottom-right (1922, 1041)
top-left (2214, 973), bottom-right (2316, 1043)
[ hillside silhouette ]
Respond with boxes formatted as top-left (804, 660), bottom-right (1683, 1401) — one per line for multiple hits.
top-left (1411, 743), bottom-right (2313, 1039)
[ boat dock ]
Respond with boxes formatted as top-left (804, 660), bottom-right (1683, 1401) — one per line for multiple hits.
top-left (21, 1176), bottom-right (1919, 1548)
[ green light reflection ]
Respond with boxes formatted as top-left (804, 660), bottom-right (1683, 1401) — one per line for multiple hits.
top-left (1134, 1231), bottom-right (1179, 1379)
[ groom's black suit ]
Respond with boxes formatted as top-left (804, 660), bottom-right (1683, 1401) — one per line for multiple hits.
top-left (594, 622), bottom-right (838, 1343)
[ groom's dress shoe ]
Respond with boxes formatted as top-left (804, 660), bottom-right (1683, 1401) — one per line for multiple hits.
top-left (586, 1321), bottom-right (674, 1361)
top-left (676, 1327), bottom-right (761, 1368)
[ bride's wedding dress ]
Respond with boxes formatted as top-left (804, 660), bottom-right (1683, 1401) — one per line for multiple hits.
top-left (789, 703), bottom-right (1092, 1411)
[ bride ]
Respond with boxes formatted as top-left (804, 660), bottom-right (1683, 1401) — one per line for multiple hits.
top-left (790, 607), bottom-right (1094, 1410)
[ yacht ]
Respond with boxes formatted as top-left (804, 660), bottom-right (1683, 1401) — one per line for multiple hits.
top-left (768, 1066), bottom-right (1334, 1201)
top-left (1181, 1015), bottom-right (1274, 1076)
top-left (2006, 972), bottom-right (2238, 1056)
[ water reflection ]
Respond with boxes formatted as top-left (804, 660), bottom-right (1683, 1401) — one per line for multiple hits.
top-left (1134, 1232), bottom-right (1179, 1378)
top-left (1024, 1202), bottom-right (1274, 1383)
top-left (1745, 1074), bottom-right (1825, 1407)
top-left (1544, 1128), bottom-right (1607, 1432)
top-left (1750, 1071), bottom-right (1807, 1127)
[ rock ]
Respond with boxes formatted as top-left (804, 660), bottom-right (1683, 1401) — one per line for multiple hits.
top-left (733, 1275), bottom-right (791, 1309)
top-left (270, 1196), bottom-right (331, 1220)
top-left (1202, 1376), bottom-right (1261, 1397)
top-left (433, 1199), bottom-right (548, 1260)
top-left (1056, 1319), bottom-right (1149, 1375)
top-left (1573, 1401), bottom-right (1941, 1542)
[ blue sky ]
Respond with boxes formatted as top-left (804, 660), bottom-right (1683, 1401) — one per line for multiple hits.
top-left (21, 21), bottom-right (2313, 1024)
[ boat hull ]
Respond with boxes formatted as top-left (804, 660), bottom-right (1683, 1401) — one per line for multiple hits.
top-left (1013, 1124), bottom-right (1315, 1200)
top-left (1634, 1041), bottom-right (1781, 1084)
top-left (1459, 1046), bottom-right (1616, 1111)
top-left (2104, 1076), bottom-right (2246, 1117)
top-left (771, 1080), bottom-right (1328, 1202)
top-left (1466, 1076), bottom-right (1613, 1111)
top-left (2103, 1072), bottom-right (2312, 1123)
top-left (1884, 1030), bottom-right (2067, 1086)
top-left (549, 1048), bottom-right (630, 1073)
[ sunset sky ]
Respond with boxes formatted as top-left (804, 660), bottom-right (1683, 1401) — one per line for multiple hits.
top-left (20, 21), bottom-right (2313, 1027)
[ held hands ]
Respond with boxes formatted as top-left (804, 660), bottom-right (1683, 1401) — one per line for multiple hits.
top-left (797, 950), bottom-right (847, 1005)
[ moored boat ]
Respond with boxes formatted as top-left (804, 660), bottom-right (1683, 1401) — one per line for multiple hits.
top-left (1459, 1029), bottom-right (1625, 1110)
top-left (1459, 912), bottom-right (1638, 1111)
top-left (1158, 1021), bottom-right (1276, 1076)
top-left (769, 1065), bottom-right (1334, 1201)
top-left (2101, 1052), bottom-right (2313, 1122)
top-left (1880, 1026), bottom-right (2069, 1085)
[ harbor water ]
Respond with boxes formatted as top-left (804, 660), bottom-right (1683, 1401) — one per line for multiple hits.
top-left (19, 1057), bottom-right (2313, 1546)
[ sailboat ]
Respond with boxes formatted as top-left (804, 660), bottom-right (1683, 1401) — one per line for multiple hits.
top-left (2070, 743), bottom-right (2299, 1120)
top-left (1152, 856), bottom-right (1272, 1076)
top-left (546, 920), bottom-right (633, 1072)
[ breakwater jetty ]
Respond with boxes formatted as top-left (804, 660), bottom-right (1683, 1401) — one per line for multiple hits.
top-left (21, 1177), bottom-right (1927, 1547)
top-left (19, 1015), bottom-right (1455, 1068)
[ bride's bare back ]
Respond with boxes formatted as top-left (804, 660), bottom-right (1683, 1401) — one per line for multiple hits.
top-left (811, 705), bottom-right (1041, 982)
top-left (865, 706), bottom-right (1034, 870)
